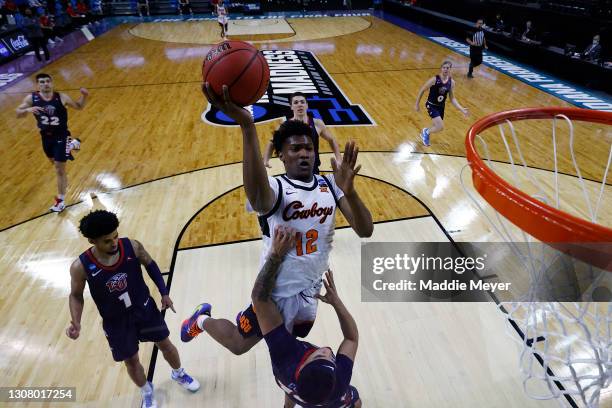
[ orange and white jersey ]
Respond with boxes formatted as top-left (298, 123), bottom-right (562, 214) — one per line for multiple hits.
top-left (217, 6), bottom-right (228, 24)
top-left (258, 174), bottom-right (344, 298)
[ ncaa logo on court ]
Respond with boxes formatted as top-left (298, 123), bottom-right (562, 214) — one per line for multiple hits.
top-left (203, 50), bottom-right (375, 127)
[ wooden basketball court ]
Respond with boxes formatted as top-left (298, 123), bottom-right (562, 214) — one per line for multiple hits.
top-left (0, 14), bottom-right (610, 407)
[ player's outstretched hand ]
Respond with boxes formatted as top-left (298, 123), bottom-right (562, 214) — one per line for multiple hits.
top-left (80, 88), bottom-right (89, 97)
top-left (315, 270), bottom-right (341, 306)
top-left (462, 108), bottom-right (470, 117)
top-left (65, 320), bottom-right (81, 340)
top-left (202, 83), bottom-right (253, 127)
top-left (161, 295), bottom-right (176, 313)
top-left (332, 141), bottom-right (361, 197)
top-left (270, 225), bottom-right (297, 259)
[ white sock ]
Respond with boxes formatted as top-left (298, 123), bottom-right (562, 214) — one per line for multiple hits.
top-left (140, 382), bottom-right (152, 395)
top-left (58, 194), bottom-right (65, 200)
top-left (196, 315), bottom-right (209, 330)
top-left (172, 367), bottom-right (183, 377)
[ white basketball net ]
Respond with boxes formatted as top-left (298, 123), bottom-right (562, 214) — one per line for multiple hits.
top-left (461, 114), bottom-right (612, 407)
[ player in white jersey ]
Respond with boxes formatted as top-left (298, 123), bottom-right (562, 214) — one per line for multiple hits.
top-left (180, 85), bottom-right (373, 357)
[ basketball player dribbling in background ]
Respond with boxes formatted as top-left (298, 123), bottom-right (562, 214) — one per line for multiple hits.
top-left (414, 60), bottom-right (469, 146)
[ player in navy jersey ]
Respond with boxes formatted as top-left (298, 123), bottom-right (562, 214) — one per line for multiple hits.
top-left (263, 92), bottom-right (342, 174)
top-left (414, 61), bottom-right (469, 146)
top-left (66, 210), bottom-right (200, 408)
top-left (185, 225), bottom-right (361, 407)
top-left (15, 73), bottom-right (89, 212)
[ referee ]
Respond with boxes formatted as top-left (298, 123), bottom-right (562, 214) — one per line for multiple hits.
top-left (466, 18), bottom-right (487, 78)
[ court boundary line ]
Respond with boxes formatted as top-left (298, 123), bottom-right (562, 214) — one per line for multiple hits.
top-left (126, 15), bottom-right (373, 45)
top-left (1, 150), bottom-right (608, 234)
top-left (148, 173), bottom-right (576, 407)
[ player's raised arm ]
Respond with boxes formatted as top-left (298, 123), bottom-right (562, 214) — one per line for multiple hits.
top-left (315, 270), bottom-right (359, 361)
top-left (203, 84), bottom-right (275, 213)
top-left (334, 141), bottom-right (373, 238)
top-left (61, 88), bottom-right (89, 110)
top-left (66, 259), bottom-right (87, 340)
top-left (251, 226), bottom-right (297, 335)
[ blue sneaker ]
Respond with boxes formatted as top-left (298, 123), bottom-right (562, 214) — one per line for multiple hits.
top-left (421, 128), bottom-right (431, 146)
top-left (180, 303), bottom-right (211, 342)
top-left (171, 368), bottom-right (201, 392)
top-left (140, 382), bottom-right (157, 408)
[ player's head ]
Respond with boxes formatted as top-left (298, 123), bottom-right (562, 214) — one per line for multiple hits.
top-left (593, 34), bottom-right (600, 44)
top-left (296, 346), bottom-right (337, 404)
top-left (289, 92), bottom-right (308, 117)
top-left (79, 210), bottom-right (120, 255)
top-left (526, 20), bottom-right (532, 28)
top-left (36, 73), bottom-right (53, 92)
top-left (440, 60), bottom-right (452, 76)
top-left (476, 19), bottom-right (483, 28)
top-left (272, 119), bottom-right (314, 180)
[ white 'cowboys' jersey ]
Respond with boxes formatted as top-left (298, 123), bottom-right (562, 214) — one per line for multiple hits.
top-left (259, 174), bottom-right (344, 298)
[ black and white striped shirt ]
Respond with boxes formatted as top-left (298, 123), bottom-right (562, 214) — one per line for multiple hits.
top-left (471, 29), bottom-right (485, 47)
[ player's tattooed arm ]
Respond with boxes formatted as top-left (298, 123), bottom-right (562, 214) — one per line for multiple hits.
top-left (252, 226), bottom-right (296, 302)
top-left (252, 253), bottom-right (283, 302)
top-left (131, 239), bottom-right (153, 265)
top-left (252, 226), bottom-right (296, 335)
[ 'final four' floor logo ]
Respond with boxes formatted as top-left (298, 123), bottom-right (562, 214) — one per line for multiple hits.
top-left (202, 50), bottom-right (375, 127)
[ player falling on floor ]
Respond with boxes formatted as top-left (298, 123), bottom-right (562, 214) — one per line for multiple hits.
top-left (263, 92), bottom-right (342, 174)
top-left (246, 225), bottom-right (362, 407)
top-left (15, 73), bottom-right (88, 212)
top-left (180, 84), bottom-right (373, 356)
top-left (414, 60), bottom-right (469, 146)
top-left (66, 210), bottom-right (200, 408)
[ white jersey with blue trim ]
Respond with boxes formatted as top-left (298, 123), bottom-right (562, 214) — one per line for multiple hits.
top-left (258, 174), bottom-right (344, 298)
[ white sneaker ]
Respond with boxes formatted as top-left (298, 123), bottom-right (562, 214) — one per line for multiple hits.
top-left (49, 197), bottom-right (65, 212)
top-left (141, 382), bottom-right (157, 408)
top-left (69, 137), bottom-right (81, 151)
top-left (171, 368), bottom-right (200, 392)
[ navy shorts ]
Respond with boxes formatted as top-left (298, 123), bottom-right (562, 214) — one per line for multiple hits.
top-left (40, 129), bottom-right (69, 162)
top-left (102, 297), bottom-right (170, 362)
top-left (236, 304), bottom-right (314, 339)
top-left (425, 102), bottom-right (445, 120)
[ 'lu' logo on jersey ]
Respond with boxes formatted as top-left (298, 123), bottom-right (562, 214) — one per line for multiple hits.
top-left (45, 105), bottom-right (56, 115)
top-left (106, 273), bottom-right (128, 292)
top-left (203, 50), bottom-right (375, 127)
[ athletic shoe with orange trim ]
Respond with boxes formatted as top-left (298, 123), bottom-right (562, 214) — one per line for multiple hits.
top-left (180, 303), bottom-right (211, 342)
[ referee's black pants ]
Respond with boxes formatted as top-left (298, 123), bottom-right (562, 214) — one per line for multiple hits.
top-left (468, 45), bottom-right (483, 76)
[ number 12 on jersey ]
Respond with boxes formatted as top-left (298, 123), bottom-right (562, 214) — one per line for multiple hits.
top-left (296, 229), bottom-right (318, 256)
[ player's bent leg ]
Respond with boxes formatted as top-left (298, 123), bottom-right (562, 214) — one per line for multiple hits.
top-left (429, 116), bottom-right (444, 134)
top-left (124, 352), bottom-right (147, 387)
top-left (155, 337), bottom-right (181, 369)
top-left (204, 317), bottom-right (261, 355)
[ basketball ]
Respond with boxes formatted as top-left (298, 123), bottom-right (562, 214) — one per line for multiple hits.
top-left (202, 40), bottom-right (270, 107)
